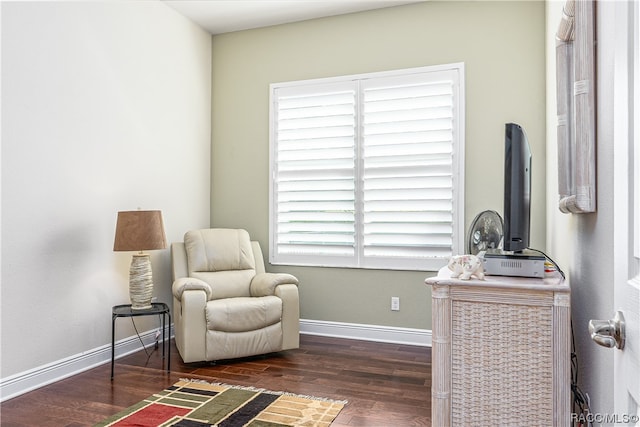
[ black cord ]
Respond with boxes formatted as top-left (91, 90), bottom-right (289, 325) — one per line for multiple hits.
top-left (526, 247), bottom-right (566, 280)
top-left (130, 316), bottom-right (160, 364)
top-left (570, 320), bottom-right (592, 425)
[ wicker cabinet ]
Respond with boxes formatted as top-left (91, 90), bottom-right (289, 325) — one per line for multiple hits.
top-left (426, 268), bottom-right (571, 426)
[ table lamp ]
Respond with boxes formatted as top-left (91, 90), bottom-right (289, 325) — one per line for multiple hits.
top-left (113, 210), bottom-right (167, 310)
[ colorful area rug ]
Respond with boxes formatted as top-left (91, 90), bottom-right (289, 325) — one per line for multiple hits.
top-left (95, 379), bottom-right (347, 427)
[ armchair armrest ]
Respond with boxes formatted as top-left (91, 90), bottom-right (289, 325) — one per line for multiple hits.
top-left (172, 277), bottom-right (213, 301)
top-left (250, 273), bottom-right (298, 297)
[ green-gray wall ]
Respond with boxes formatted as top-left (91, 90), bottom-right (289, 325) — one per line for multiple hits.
top-left (211, 1), bottom-right (545, 330)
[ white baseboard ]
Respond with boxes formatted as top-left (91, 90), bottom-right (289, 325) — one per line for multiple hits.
top-left (300, 319), bottom-right (432, 347)
top-left (1, 320), bottom-right (431, 402)
top-left (0, 326), bottom-right (169, 402)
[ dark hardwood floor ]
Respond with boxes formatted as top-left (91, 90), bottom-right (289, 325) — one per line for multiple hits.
top-left (0, 334), bottom-right (431, 426)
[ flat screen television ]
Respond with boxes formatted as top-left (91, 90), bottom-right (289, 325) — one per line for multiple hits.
top-left (503, 123), bottom-right (531, 253)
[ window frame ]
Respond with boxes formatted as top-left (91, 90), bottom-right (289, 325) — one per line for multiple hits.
top-left (269, 63), bottom-right (465, 271)
top-left (633, 0), bottom-right (639, 274)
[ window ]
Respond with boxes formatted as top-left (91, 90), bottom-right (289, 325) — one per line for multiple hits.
top-left (269, 63), bottom-right (464, 271)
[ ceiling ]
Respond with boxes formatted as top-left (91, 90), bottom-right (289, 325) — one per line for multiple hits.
top-left (163, 0), bottom-right (424, 35)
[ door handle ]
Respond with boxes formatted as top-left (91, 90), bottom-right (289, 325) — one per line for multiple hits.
top-left (589, 311), bottom-right (625, 350)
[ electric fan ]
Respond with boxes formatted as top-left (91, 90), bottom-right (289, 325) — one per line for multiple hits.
top-left (467, 210), bottom-right (504, 255)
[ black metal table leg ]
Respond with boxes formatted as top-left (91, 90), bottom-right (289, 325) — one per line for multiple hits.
top-left (167, 312), bottom-right (171, 373)
top-left (111, 314), bottom-right (116, 380)
top-left (162, 310), bottom-right (166, 361)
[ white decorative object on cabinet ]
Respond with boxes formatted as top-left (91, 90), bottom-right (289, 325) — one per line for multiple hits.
top-left (426, 267), bottom-right (571, 426)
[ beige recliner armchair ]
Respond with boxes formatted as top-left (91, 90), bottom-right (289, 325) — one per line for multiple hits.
top-left (171, 228), bottom-right (300, 363)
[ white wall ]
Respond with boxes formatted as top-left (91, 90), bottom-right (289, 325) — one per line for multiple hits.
top-left (1, 0), bottom-right (211, 382)
top-left (546, 0), bottom-right (615, 415)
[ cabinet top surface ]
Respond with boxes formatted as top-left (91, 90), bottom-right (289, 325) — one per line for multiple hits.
top-left (425, 267), bottom-right (569, 292)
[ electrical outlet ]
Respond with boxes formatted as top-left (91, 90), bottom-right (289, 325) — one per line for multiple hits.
top-left (391, 297), bottom-right (400, 311)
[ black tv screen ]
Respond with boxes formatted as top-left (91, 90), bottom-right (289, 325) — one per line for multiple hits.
top-left (503, 123), bottom-right (531, 253)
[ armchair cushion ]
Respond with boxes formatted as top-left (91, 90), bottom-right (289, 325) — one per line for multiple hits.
top-left (185, 229), bottom-right (255, 273)
top-left (206, 296), bottom-right (282, 332)
top-left (250, 273), bottom-right (299, 297)
top-left (192, 270), bottom-right (254, 300)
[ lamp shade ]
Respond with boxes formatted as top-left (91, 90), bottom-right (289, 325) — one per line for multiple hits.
top-left (113, 210), bottom-right (167, 252)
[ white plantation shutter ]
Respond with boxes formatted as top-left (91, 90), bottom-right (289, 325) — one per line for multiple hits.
top-left (272, 82), bottom-right (357, 264)
top-left (361, 72), bottom-right (457, 269)
top-left (270, 64), bottom-right (464, 271)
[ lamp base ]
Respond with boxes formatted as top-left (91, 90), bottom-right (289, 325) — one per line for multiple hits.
top-left (129, 254), bottom-right (153, 310)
